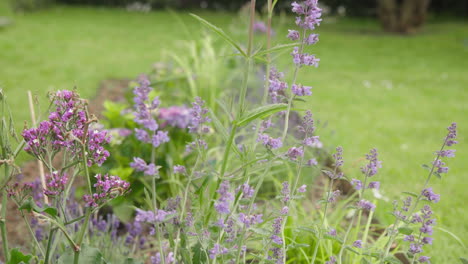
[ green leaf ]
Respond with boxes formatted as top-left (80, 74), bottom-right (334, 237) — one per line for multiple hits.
top-left (401, 191), bottom-right (418, 198)
top-left (397, 227), bottom-right (413, 235)
top-left (460, 257), bottom-right (468, 264)
top-left (209, 110), bottom-right (241, 157)
top-left (189, 14), bottom-right (246, 57)
top-left (236, 104), bottom-right (288, 127)
top-left (435, 227), bottom-right (467, 248)
top-left (421, 164), bottom-right (431, 171)
top-left (8, 248), bottom-right (32, 264)
top-left (251, 227), bottom-right (271, 236)
top-left (254, 43), bottom-right (299, 57)
top-left (192, 242), bottom-right (207, 264)
top-left (58, 244), bottom-right (105, 264)
top-left (344, 245), bottom-right (361, 255)
top-left (434, 171), bottom-right (442, 179)
top-left (19, 197), bottom-right (57, 218)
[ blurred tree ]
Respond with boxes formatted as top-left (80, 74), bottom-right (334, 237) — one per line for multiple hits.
top-left (377, 0), bottom-right (431, 34)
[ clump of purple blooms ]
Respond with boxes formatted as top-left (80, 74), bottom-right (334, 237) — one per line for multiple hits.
top-left (22, 90), bottom-right (111, 167)
top-left (83, 174), bottom-right (130, 207)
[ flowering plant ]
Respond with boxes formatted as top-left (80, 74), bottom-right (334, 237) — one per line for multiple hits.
top-left (0, 1), bottom-right (462, 264)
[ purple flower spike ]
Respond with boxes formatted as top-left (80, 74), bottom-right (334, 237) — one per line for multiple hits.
top-left (292, 84), bottom-right (312, 96)
top-left (351, 179), bottom-right (363, 190)
top-left (418, 256), bottom-right (430, 263)
top-left (357, 199), bottom-right (376, 211)
top-left (297, 184), bottom-right (307, 193)
top-left (361, 148), bottom-right (382, 177)
top-left (352, 240), bottom-right (362, 248)
top-left (368, 181), bottom-right (380, 190)
top-left (445, 122), bottom-right (457, 146)
top-left (257, 133), bottom-right (283, 149)
top-left (421, 188), bottom-right (440, 203)
top-left (287, 30), bottom-right (300, 41)
top-left (188, 97), bottom-right (211, 134)
top-left (173, 165), bottom-right (186, 174)
top-left (214, 181), bottom-right (233, 214)
top-left (287, 146), bottom-right (304, 161)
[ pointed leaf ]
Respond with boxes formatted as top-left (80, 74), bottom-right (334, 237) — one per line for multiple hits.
top-left (254, 43), bottom-right (299, 57)
top-left (402, 191), bottom-right (418, 198)
top-left (460, 257), bottom-right (468, 264)
top-left (398, 227), bottom-right (413, 235)
top-left (190, 14), bottom-right (246, 57)
top-left (236, 104), bottom-right (288, 127)
top-left (209, 110), bottom-right (241, 157)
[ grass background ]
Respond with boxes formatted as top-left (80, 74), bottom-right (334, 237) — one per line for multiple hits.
top-left (1, 5), bottom-right (467, 262)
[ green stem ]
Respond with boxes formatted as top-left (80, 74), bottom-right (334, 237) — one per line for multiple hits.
top-left (73, 209), bottom-right (91, 264)
top-left (311, 178), bottom-right (335, 264)
top-left (19, 210), bottom-right (45, 257)
top-left (338, 212), bottom-right (357, 264)
top-left (172, 155), bottom-right (200, 261)
top-left (44, 228), bottom-right (56, 264)
top-left (156, 224), bottom-right (166, 264)
top-left (82, 144), bottom-right (92, 194)
top-left (381, 139), bottom-right (447, 262)
top-left (0, 191), bottom-right (9, 262)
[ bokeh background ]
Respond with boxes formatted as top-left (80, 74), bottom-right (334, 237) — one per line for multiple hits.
top-left (1, 0), bottom-right (467, 262)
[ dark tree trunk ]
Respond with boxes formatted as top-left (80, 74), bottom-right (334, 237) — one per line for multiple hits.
top-left (377, 0), bottom-right (431, 34)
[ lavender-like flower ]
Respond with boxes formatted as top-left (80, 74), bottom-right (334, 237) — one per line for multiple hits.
top-left (257, 133), bottom-right (283, 149)
top-left (351, 179), bottom-right (363, 190)
top-left (352, 240), bottom-right (363, 248)
top-left (268, 68), bottom-right (288, 103)
top-left (130, 157), bottom-right (160, 177)
top-left (421, 188), bottom-right (440, 203)
top-left (327, 190), bottom-right (341, 203)
top-left (173, 165), bottom-right (187, 174)
top-left (361, 148), bottom-right (382, 177)
top-left (287, 30), bottom-right (300, 41)
top-left (237, 183), bottom-right (255, 199)
top-left (287, 146), bottom-right (304, 161)
top-left (209, 243), bottom-right (229, 259)
top-left (291, 84), bottom-right (312, 96)
top-left (333, 146), bottom-right (344, 168)
top-left (214, 181), bottom-right (234, 214)
top-left (297, 184), bottom-right (307, 193)
top-left (357, 199), bottom-right (376, 211)
top-left (158, 106), bottom-right (191, 129)
top-left (188, 97), bottom-right (211, 134)
top-left (238, 213), bottom-right (263, 228)
top-left (368, 181), bottom-right (380, 190)
top-left (303, 136), bottom-right (322, 148)
top-left (445, 122), bottom-right (457, 146)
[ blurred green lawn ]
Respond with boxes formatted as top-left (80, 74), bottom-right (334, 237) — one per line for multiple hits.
top-left (0, 6), bottom-right (467, 262)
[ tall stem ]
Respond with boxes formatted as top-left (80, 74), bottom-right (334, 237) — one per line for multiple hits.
top-left (44, 228), bottom-right (56, 264)
top-left (206, 0), bottom-right (256, 225)
top-left (311, 178), bottom-right (335, 264)
top-left (0, 191), bottom-right (9, 262)
top-left (338, 213), bottom-right (357, 264)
